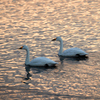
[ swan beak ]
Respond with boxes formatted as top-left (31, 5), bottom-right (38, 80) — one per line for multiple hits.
top-left (52, 38), bottom-right (56, 41)
top-left (19, 46), bottom-right (23, 49)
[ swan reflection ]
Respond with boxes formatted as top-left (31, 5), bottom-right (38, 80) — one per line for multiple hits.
top-left (59, 55), bottom-right (89, 65)
top-left (22, 64), bottom-right (58, 84)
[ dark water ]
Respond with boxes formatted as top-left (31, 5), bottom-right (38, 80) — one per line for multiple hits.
top-left (0, 0), bottom-right (100, 99)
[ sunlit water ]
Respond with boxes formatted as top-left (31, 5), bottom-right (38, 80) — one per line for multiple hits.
top-left (0, 0), bottom-right (100, 99)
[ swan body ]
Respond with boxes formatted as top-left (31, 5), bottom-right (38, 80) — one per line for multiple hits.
top-left (19, 45), bottom-right (58, 67)
top-left (61, 47), bottom-right (88, 57)
top-left (52, 37), bottom-right (88, 57)
top-left (28, 57), bottom-right (57, 66)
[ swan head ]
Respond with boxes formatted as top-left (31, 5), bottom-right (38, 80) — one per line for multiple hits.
top-left (52, 36), bottom-right (62, 41)
top-left (19, 45), bottom-right (28, 50)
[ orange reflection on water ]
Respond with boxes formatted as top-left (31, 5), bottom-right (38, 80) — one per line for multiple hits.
top-left (0, 0), bottom-right (100, 99)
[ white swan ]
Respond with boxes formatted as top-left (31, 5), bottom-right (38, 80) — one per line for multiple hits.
top-left (19, 45), bottom-right (58, 67)
top-left (52, 37), bottom-right (88, 57)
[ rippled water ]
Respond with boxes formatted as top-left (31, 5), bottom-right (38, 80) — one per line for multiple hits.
top-left (0, 0), bottom-right (100, 99)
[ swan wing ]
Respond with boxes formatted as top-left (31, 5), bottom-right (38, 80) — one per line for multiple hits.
top-left (62, 48), bottom-right (88, 56)
top-left (29, 57), bottom-right (58, 66)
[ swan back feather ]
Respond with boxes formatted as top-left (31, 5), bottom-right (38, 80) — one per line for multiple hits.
top-left (29, 57), bottom-right (58, 66)
top-left (62, 48), bottom-right (88, 57)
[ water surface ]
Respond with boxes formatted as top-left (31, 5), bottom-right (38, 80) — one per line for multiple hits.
top-left (0, 0), bottom-right (100, 99)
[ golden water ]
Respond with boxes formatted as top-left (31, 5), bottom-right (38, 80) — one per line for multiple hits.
top-left (0, 0), bottom-right (100, 99)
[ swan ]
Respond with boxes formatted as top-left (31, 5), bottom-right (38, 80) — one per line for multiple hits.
top-left (52, 36), bottom-right (88, 57)
top-left (19, 45), bottom-right (58, 67)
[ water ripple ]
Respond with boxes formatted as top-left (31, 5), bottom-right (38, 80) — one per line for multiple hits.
top-left (0, 0), bottom-right (100, 99)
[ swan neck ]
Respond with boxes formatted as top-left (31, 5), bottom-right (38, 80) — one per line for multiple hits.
top-left (25, 48), bottom-right (30, 65)
top-left (59, 39), bottom-right (63, 55)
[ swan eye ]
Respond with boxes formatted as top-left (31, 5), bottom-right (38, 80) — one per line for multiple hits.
top-left (19, 46), bottom-right (23, 49)
top-left (52, 38), bottom-right (56, 41)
